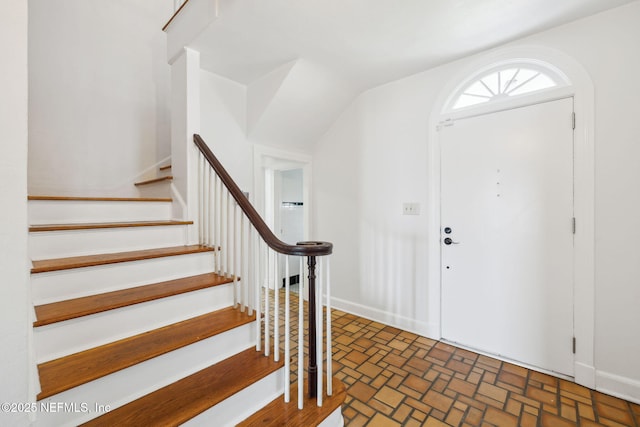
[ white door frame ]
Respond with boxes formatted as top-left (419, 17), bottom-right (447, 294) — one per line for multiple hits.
top-left (253, 144), bottom-right (312, 295)
top-left (427, 45), bottom-right (595, 388)
top-left (253, 144), bottom-right (312, 241)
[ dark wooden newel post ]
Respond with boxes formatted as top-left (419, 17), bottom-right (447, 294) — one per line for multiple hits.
top-left (307, 255), bottom-right (317, 398)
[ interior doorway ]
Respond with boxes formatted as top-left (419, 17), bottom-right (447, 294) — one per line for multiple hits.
top-left (440, 97), bottom-right (575, 376)
top-left (254, 145), bottom-right (312, 296)
top-left (266, 168), bottom-right (305, 292)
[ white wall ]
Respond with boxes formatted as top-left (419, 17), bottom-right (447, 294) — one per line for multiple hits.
top-left (314, 77), bottom-right (436, 335)
top-left (541, 2), bottom-right (640, 401)
top-left (0, 0), bottom-right (31, 425)
top-left (28, 0), bottom-right (173, 196)
top-left (313, 1), bottom-right (640, 402)
top-left (246, 59), bottom-right (357, 152)
top-left (199, 70), bottom-right (252, 193)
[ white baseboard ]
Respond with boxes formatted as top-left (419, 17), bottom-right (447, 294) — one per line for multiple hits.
top-left (596, 370), bottom-right (640, 405)
top-left (330, 296), bottom-right (438, 339)
top-left (574, 362), bottom-right (596, 389)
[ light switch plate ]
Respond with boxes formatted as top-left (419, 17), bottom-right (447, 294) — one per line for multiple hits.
top-left (403, 202), bottom-right (420, 215)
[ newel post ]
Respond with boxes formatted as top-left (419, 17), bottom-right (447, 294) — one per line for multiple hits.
top-left (170, 47), bottom-right (200, 243)
top-left (307, 255), bottom-right (318, 398)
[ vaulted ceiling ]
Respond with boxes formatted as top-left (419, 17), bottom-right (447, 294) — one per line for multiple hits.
top-left (176, 0), bottom-right (635, 148)
top-left (193, 0), bottom-right (634, 88)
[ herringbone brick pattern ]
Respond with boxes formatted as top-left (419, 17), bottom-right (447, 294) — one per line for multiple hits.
top-left (267, 289), bottom-right (640, 426)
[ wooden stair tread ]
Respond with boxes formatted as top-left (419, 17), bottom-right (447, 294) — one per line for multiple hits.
top-left (134, 176), bottom-right (173, 186)
top-left (82, 347), bottom-right (284, 426)
top-left (34, 272), bottom-right (234, 327)
top-left (30, 220), bottom-right (192, 232)
top-left (38, 307), bottom-right (256, 400)
top-left (28, 195), bottom-right (172, 202)
top-left (159, 164), bottom-right (172, 171)
top-left (238, 378), bottom-right (346, 427)
top-left (31, 245), bottom-right (214, 274)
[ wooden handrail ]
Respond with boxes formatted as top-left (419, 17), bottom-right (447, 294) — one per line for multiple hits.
top-left (162, 0), bottom-right (191, 32)
top-left (195, 133), bottom-right (331, 401)
top-left (193, 134), bottom-right (333, 257)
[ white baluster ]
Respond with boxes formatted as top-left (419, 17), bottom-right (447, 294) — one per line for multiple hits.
top-left (254, 229), bottom-right (261, 351)
top-left (284, 255), bottom-right (290, 402)
top-left (219, 186), bottom-right (224, 275)
top-left (203, 166), bottom-right (209, 247)
top-left (274, 251), bottom-right (279, 362)
top-left (198, 155), bottom-right (203, 244)
top-left (317, 257), bottom-right (323, 407)
top-left (326, 256), bottom-right (333, 396)
top-left (233, 202), bottom-right (238, 307)
top-left (240, 214), bottom-right (246, 312)
top-left (264, 243), bottom-right (270, 357)
top-left (216, 177), bottom-right (221, 275)
top-left (226, 191), bottom-right (231, 278)
top-left (212, 174), bottom-right (218, 272)
top-left (249, 224), bottom-right (255, 317)
top-left (298, 256), bottom-right (304, 409)
top-left (210, 169), bottom-right (217, 251)
top-left (222, 190), bottom-right (226, 276)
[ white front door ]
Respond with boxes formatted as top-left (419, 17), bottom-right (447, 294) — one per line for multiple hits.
top-left (440, 97), bottom-right (574, 376)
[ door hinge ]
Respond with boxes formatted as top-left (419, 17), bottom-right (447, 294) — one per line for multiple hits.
top-left (572, 217), bottom-right (576, 234)
top-left (572, 337), bottom-right (576, 354)
top-left (572, 112), bottom-right (576, 130)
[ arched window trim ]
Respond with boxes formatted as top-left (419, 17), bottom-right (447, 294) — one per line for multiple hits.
top-left (444, 59), bottom-right (571, 113)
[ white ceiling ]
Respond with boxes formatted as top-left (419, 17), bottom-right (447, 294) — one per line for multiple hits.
top-left (193, 0), bottom-right (635, 89)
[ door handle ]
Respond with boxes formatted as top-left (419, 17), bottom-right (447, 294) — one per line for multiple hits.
top-left (444, 237), bottom-right (459, 245)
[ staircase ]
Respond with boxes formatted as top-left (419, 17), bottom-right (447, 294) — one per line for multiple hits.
top-left (27, 157), bottom-right (344, 425)
top-left (133, 163), bottom-right (174, 199)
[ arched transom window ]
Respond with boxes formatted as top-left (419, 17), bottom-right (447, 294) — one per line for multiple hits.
top-left (450, 61), bottom-right (569, 111)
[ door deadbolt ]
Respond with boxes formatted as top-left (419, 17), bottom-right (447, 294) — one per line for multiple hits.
top-left (444, 227), bottom-right (452, 234)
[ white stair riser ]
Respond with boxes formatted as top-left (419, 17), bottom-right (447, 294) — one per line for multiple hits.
top-left (183, 369), bottom-right (284, 427)
top-left (29, 200), bottom-right (172, 224)
top-left (33, 327), bottom-right (258, 427)
top-left (319, 408), bottom-right (345, 427)
top-left (32, 252), bottom-right (217, 304)
top-left (29, 225), bottom-right (189, 259)
top-left (136, 183), bottom-right (172, 199)
top-left (34, 283), bottom-right (236, 362)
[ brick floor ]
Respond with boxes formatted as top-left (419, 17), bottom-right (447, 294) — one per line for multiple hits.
top-left (266, 289), bottom-right (640, 426)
